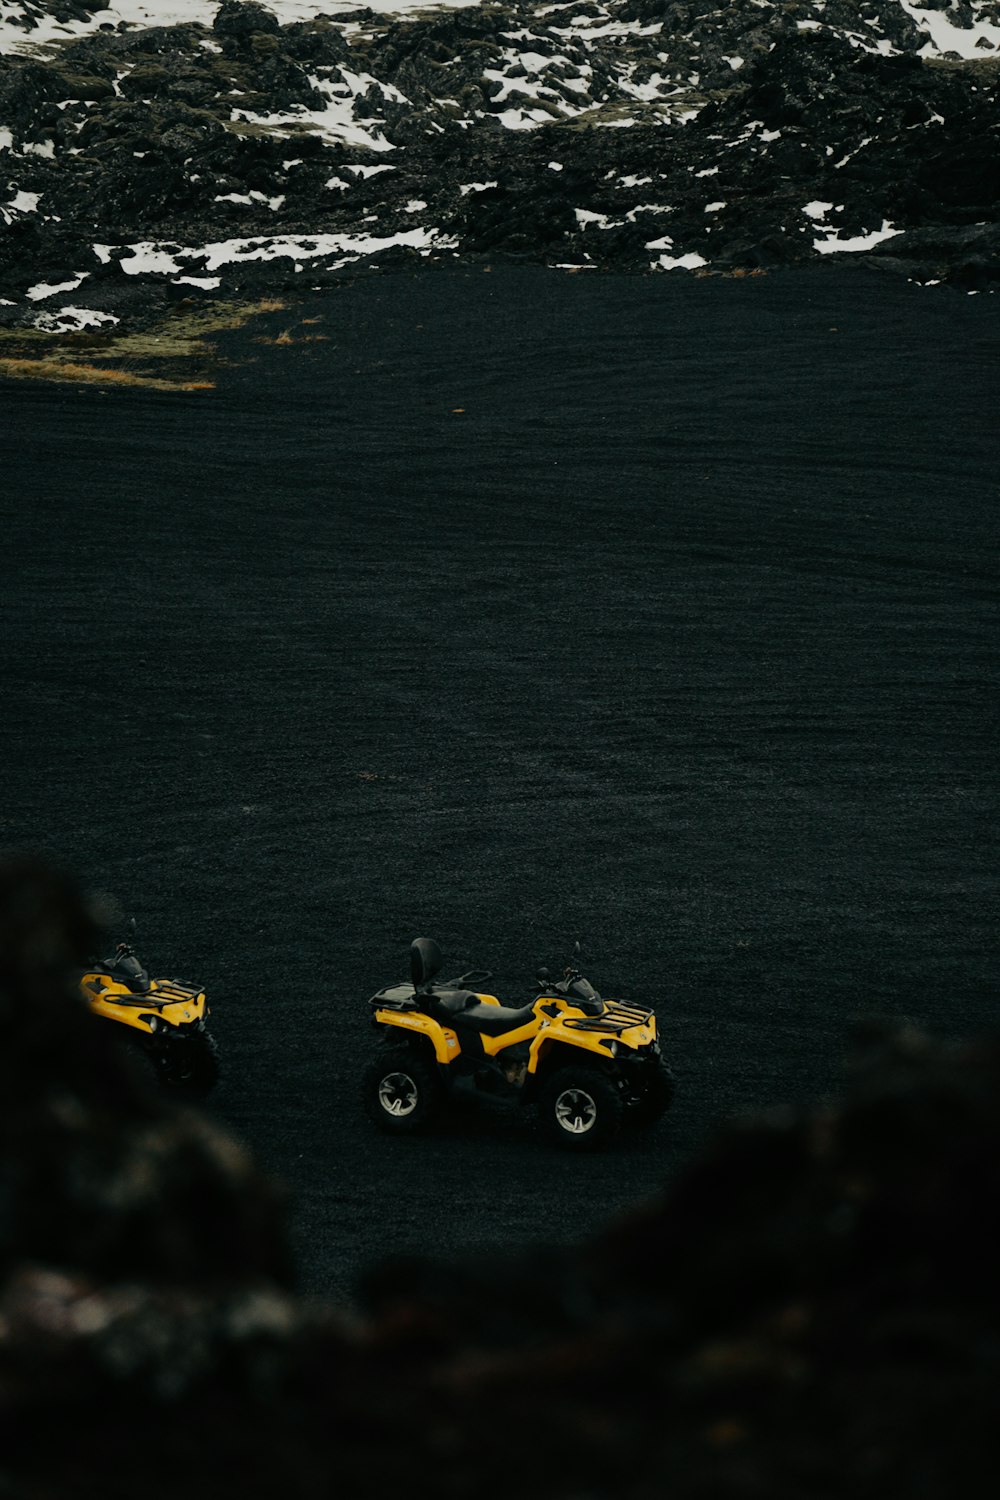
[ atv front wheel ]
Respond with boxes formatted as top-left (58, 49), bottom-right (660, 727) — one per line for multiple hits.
top-left (118, 1029), bottom-right (220, 1100)
top-left (624, 1060), bottom-right (676, 1129)
top-left (363, 1047), bottom-right (442, 1135)
top-left (539, 1065), bottom-right (623, 1151)
top-left (157, 1031), bottom-right (221, 1099)
top-left (118, 1033), bottom-right (162, 1093)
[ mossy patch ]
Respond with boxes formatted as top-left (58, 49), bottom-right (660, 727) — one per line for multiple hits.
top-left (224, 119), bottom-right (323, 138)
top-left (562, 97), bottom-right (703, 131)
top-left (0, 299), bottom-right (287, 392)
top-left (0, 358), bottom-right (214, 392)
top-left (49, 70), bottom-right (117, 101)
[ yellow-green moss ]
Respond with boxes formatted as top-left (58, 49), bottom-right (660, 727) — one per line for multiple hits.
top-left (0, 298), bottom-right (288, 391)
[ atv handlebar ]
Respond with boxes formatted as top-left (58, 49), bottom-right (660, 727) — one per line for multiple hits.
top-left (446, 968), bottom-right (494, 987)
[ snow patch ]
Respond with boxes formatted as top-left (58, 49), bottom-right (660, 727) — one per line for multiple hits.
top-left (115, 246), bottom-right (183, 275)
top-left (26, 274), bottom-right (88, 300)
top-left (95, 227), bottom-right (458, 279)
top-left (652, 251), bottom-right (708, 271)
top-left (575, 208), bottom-right (620, 228)
top-left (813, 219), bottom-right (902, 254)
top-left (7, 189), bottom-right (38, 212)
top-left (626, 203), bottom-right (673, 221)
top-left (33, 306), bottom-right (118, 331)
top-left (899, 2), bottom-right (1000, 59)
top-left (230, 71), bottom-right (398, 153)
top-left (497, 106), bottom-right (558, 129)
top-left (214, 191), bottom-right (285, 209)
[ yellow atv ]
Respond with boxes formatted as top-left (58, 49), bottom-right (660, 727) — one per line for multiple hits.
top-left (80, 923), bottom-right (219, 1098)
top-left (363, 938), bottom-right (674, 1150)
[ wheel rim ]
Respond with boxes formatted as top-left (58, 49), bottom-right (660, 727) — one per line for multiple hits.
top-left (554, 1086), bottom-right (598, 1134)
top-left (378, 1071), bottom-right (419, 1117)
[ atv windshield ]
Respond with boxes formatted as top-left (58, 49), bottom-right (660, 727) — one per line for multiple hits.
top-left (110, 951), bottom-right (150, 993)
top-left (568, 976), bottom-right (599, 1002)
top-left (563, 975), bottom-right (603, 1015)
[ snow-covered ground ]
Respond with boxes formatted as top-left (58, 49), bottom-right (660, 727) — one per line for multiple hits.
top-left (2, 2), bottom-right (998, 58)
top-left (899, 1), bottom-right (1000, 58)
top-left (3, 1), bottom-right (1000, 60)
top-left (94, 224), bottom-right (456, 275)
top-left (2, 0), bottom-right (998, 323)
top-left (0, 0), bottom-right (477, 57)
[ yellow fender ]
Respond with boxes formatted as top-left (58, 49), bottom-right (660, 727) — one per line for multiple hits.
top-left (526, 1008), bottom-right (658, 1073)
top-left (373, 1007), bottom-right (460, 1065)
top-left (527, 1022), bottom-right (614, 1073)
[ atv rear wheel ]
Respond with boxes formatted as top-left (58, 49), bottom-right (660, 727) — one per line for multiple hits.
top-left (539, 1065), bottom-right (623, 1151)
top-left (624, 1059), bottom-right (676, 1129)
top-left (363, 1047), bottom-right (442, 1135)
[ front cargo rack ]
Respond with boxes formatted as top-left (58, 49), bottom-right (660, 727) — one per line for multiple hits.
top-left (564, 1001), bottom-right (653, 1033)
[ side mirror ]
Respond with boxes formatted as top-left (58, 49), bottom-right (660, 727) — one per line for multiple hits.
top-left (410, 937), bottom-right (443, 991)
top-left (535, 966), bottom-right (551, 984)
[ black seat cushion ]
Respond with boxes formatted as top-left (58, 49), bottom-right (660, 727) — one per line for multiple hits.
top-left (424, 989), bottom-right (481, 1017)
top-left (449, 1002), bottom-right (537, 1036)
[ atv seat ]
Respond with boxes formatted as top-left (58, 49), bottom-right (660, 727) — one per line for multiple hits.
top-left (449, 1001), bottom-right (537, 1037)
top-left (417, 989), bottom-right (479, 1015)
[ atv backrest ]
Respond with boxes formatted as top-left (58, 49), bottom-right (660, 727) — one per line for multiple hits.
top-left (410, 937), bottom-right (443, 990)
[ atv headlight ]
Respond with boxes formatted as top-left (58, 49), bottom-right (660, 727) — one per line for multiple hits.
top-left (605, 1040), bottom-right (618, 1058)
top-left (146, 1016), bottom-right (158, 1033)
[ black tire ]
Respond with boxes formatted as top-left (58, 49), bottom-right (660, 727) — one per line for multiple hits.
top-left (117, 1031), bottom-right (162, 1092)
top-left (624, 1059), bottom-right (676, 1129)
top-left (538, 1064), bottom-right (623, 1151)
top-left (156, 1030), bottom-right (221, 1099)
top-left (362, 1047), bottom-right (443, 1135)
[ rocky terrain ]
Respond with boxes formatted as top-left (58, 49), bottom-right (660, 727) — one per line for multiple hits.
top-left (3, 853), bottom-right (999, 1499)
top-left (2, 0), bottom-right (1000, 329)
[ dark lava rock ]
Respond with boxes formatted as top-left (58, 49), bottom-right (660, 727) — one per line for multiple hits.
top-left (213, 0), bottom-right (281, 41)
top-left (2, 2), bottom-right (1000, 317)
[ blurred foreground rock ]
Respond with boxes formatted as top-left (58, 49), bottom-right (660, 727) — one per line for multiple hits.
top-left (2, 852), bottom-right (998, 1498)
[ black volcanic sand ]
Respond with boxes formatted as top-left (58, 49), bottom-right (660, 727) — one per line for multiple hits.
top-left (2, 262), bottom-right (997, 1300)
